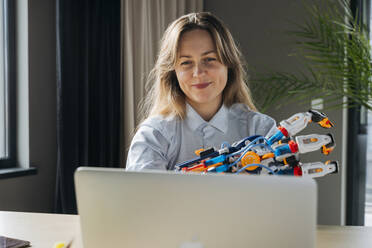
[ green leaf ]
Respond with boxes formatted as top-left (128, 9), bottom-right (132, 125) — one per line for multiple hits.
top-left (253, 0), bottom-right (372, 112)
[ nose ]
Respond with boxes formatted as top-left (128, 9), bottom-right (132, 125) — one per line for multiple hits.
top-left (192, 62), bottom-right (206, 77)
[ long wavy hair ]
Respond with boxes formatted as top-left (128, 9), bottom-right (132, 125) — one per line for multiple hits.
top-left (140, 12), bottom-right (257, 122)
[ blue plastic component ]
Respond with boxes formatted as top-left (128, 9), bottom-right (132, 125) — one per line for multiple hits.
top-left (274, 144), bottom-right (291, 157)
top-left (205, 155), bottom-right (226, 166)
top-left (276, 168), bottom-right (294, 175)
top-left (215, 164), bottom-right (229, 173)
top-left (267, 130), bottom-right (284, 145)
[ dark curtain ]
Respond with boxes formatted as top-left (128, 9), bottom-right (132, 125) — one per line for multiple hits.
top-left (55, 0), bottom-right (121, 214)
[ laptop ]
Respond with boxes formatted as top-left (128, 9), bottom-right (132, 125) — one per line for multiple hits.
top-left (74, 167), bottom-right (317, 248)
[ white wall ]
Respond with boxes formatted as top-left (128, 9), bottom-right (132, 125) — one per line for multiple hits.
top-left (205, 0), bottom-right (345, 225)
top-left (0, 0), bottom-right (57, 213)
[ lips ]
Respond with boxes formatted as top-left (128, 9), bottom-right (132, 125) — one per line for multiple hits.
top-left (192, 82), bottom-right (211, 89)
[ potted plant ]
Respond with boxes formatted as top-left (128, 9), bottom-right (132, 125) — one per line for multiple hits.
top-left (251, 0), bottom-right (372, 112)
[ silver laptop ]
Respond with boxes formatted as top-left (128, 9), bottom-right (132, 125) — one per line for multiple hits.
top-left (75, 167), bottom-right (317, 248)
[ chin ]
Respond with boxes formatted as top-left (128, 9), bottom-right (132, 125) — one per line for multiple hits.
top-left (187, 93), bottom-right (221, 106)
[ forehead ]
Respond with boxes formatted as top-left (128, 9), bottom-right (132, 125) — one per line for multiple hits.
top-left (177, 29), bottom-right (216, 56)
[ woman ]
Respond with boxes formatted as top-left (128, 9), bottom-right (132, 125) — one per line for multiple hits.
top-left (126, 12), bottom-right (277, 171)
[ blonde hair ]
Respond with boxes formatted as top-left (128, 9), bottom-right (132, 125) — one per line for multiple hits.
top-left (140, 12), bottom-right (257, 121)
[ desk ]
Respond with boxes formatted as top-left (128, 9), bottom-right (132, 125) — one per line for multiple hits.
top-left (1, 211), bottom-right (372, 248)
top-left (0, 211), bottom-right (83, 248)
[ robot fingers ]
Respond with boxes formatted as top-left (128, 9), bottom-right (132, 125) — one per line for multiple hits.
top-left (301, 160), bottom-right (339, 178)
top-left (296, 133), bottom-right (335, 154)
top-left (308, 109), bottom-right (334, 128)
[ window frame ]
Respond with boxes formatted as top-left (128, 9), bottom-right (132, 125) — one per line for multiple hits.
top-left (0, 0), bottom-right (16, 169)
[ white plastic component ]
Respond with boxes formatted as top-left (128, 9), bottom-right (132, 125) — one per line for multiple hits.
top-left (295, 134), bottom-right (332, 154)
top-left (260, 157), bottom-right (274, 166)
top-left (301, 161), bottom-right (337, 178)
top-left (218, 147), bottom-right (230, 155)
top-left (279, 112), bottom-right (312, 136)
top-left (251, 146), bottom-right (271, 156)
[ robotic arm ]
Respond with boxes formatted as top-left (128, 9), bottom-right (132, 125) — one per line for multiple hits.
top-left (174, 109), bottom-right (339, 179)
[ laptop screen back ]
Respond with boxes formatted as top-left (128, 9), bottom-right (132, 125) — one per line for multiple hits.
top-left (75, 167), bottom-right (317, 248)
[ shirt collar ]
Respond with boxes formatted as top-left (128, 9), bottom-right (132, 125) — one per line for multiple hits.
top-left (185, 103), bottom-right (229, 134)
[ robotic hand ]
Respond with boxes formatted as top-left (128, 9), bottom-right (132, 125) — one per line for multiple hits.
top-left (267, 109), bottom-right (333, 145)
top-left (174, 110), bottom-right (339, 178)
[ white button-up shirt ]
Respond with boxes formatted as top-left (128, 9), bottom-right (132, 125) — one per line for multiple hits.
top-left (126, 103), bottom-right (277, 171)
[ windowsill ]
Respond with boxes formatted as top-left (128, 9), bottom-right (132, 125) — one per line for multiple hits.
top-left (0, 167), bottom-right (37, 179)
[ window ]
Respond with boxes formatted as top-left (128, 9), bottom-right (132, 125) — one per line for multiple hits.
top-left (0, 0), bottom-right (15, 169)
top-left (365, 0), bottom-right (372, 227)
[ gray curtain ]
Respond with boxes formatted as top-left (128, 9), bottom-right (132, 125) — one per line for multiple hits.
top-left (120, 0), bottom-right (203, 167)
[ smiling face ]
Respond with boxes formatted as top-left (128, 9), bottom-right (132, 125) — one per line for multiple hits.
top-left (174, 29), bottom-right (228, 120)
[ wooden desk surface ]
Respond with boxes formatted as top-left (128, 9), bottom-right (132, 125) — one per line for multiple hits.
top-left (317, 225), bottom-right (372, 248)
top-left (0, 211), bottom-right (83, 248)
top-left (1, 211), bottom-right (372, 248)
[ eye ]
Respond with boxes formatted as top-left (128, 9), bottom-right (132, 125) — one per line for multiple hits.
top-left (180, 61), bottom-right (192, 66)
top-left (205, 57), bottom-right (216, 62)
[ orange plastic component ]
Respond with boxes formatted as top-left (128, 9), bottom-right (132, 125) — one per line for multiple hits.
top-left (241, 151), bottom-right (261, 171)
top-left (194, 148), bottom-right (205, 156)
top-left (318, 118), bottom-right (334, 128)
top-left (188, 165), bottom-right (205, 172)
top-left (262, 153), bottom-right (275, 160)
top-left (322, 145), bottom-right (334, 155)
top-left (186, 161), bottom-right (207, 172)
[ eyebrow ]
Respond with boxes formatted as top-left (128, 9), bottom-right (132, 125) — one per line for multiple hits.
top-left (179, 50), bottom-right (216, 58)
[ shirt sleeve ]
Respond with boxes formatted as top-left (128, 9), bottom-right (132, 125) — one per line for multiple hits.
top-left (264, 116), bottom-right (278, 138)
top-left (126, 124), bottom-right (170, 171)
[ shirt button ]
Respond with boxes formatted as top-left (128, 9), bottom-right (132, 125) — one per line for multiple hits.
top-left (203, 125), bottom-right (210, 133)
